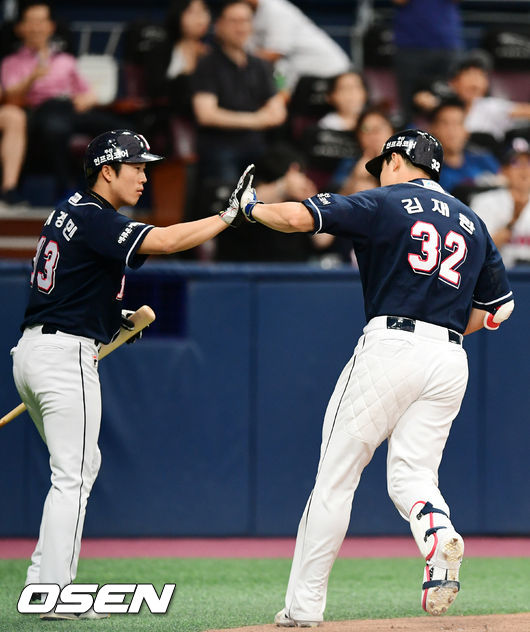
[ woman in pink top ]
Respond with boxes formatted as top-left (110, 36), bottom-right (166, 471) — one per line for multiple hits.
top-left (1, 1), bottom-right (127, 202)
top-left (1, 2), bottom-right (95, 111)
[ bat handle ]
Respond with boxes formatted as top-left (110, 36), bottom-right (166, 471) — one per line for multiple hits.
top-left (0, 402), bottom-right (27, 428)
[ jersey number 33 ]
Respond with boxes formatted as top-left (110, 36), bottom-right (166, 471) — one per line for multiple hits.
top-left (30, 237), bottom-right (60, 294)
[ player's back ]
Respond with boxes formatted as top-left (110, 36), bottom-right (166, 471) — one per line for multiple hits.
top-left (359, 179), bottom-right (490, 331)
top-left (303, 177), bottom-right (502, 333)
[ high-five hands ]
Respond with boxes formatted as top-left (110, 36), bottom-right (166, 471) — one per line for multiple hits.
top-left (218, 164), bottom-right (263, 227)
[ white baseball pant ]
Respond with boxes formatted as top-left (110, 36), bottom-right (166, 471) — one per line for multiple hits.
top-left (11, 326), bottom-right (102, 589)
top-left (283, 316), bottom-right (468, 622)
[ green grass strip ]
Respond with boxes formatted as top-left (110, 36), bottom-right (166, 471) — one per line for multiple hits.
top-left (1, 557), bottom-right (528, 631)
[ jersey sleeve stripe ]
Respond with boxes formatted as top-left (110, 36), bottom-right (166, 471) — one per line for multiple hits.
top-left (473, 290), bottom-right (513, 306)
top-left (125, 224), bottom-right (153, 267)
top-left (306, 198), bottom-right (323, 234)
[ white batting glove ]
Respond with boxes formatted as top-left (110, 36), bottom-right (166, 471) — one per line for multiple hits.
top-left (219, 164), bottom-right (262, 226)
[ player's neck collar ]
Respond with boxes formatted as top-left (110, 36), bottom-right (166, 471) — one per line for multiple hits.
top-left (87, 189), bottom-right (116, 210)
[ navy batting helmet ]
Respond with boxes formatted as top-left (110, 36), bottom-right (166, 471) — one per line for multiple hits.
top-left (84, 130), bottom-right (164, 180)
top-left (365, 129), bottom-right (443, 182)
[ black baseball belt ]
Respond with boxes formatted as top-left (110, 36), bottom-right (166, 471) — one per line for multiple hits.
top-left (41, 324), bottom-right (60, 334)
top-left (386, 316), bottom-right (463, 345)
top-left (41, 323), bottom-right (100, 346)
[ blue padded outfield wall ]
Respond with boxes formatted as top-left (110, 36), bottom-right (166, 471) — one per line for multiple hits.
top-left (0, 261), bottom-right (529, 537)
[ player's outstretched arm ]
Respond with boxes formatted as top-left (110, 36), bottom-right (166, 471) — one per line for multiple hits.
top-left (250, 201), bottom-right (315, 233)
top-left (138, 165), bottom-right (256, 255)
top-left (138, 215), bottom-right (228, 255)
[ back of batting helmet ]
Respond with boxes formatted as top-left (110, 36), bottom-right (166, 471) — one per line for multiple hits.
top-left (84, 130), bottom-right (164, 180)
top-left (365, 129), bottom-right (443, 182)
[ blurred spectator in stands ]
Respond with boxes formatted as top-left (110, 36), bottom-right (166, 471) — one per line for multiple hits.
top-left (214, 142), bottom-right (322, 261)
top-left (295, 71), bottom-right (368, 192)
top-left (318, 71), bottom-right (368, 132)
top-left (191, 0), bottom-right (286, 189)
top-left (331, 106), bottom-right (394, 194)
top-left (144, 0), bottom-right (211, 119)
top-left (0, 1), bottom-right (127, 201)
top-left (256, 161), bottom-right (316, 205)
top-left (471, 136), bottom-right (530, 268)
top-left (0, 86), bottom-right (27, 206)
top-left (428, 97), bottom-right (501, 201)
top-left (450, 53), bottom-right (530, 146)
top-left (308, 96), bottom-right (394, 260)
top-left (414, 51), bottom-right (530, 149)
top-left (392, 0), bottom-right (463, 127)
top-left (245, 0), bottom-right (350, 95)
top-left (321, 107), bottom-right (395, 266)
top-left (136, 0), bottom-right (211, 161)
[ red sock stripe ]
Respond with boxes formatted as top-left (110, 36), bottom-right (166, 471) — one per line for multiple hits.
top-left (411, 501), bottom-right (438, 561)
top-left (426, 511), bottom-right (438, 561)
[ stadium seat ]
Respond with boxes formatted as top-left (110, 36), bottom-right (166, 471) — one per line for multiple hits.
top-left (77, 54), bottom-right (119, 105)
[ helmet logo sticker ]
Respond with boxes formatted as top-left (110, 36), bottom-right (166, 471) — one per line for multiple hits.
top-left (385, 137), bottom-right (417, 151)
top-left (94, 147), bottom-right (129, 166)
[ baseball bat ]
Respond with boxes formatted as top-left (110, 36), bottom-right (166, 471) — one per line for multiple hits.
top-left (0, 305), bottom-right (156, 429)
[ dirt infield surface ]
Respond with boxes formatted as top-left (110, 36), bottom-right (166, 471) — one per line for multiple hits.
top-left (205, 612), bottom-right (530, 632)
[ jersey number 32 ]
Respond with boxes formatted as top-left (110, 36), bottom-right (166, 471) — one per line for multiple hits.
top-left (408, 221), bottom-right (467, 289)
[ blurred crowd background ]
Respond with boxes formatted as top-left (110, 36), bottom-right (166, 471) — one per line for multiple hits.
top-left (0, 0), bottom-right (529, 266)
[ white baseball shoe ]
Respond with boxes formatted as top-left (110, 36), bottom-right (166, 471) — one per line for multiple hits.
top-left (40, 607), bottom-right (110, 620)
top-left (421, 529), bottom-right (464, 616)
top-left (274, 608), bottom-right (320, 627)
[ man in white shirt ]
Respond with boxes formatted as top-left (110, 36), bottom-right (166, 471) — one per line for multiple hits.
top-left (414, 52), bottom-right (530, 144)
top-left (245, 0), bottom-right (351, 93)
top-left (471, 137), bottom-right (530, 267)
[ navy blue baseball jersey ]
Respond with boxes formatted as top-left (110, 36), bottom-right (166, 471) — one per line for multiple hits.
top-left (303, 179), bottom-right (513, 333)
top-left (22, 191), bottom-right (154, 343)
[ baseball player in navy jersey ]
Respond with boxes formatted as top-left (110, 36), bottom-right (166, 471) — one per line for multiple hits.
top-left (231, 130), bottom-right (514, 626)
top-left (10, 129), bottom-right (249, 620)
